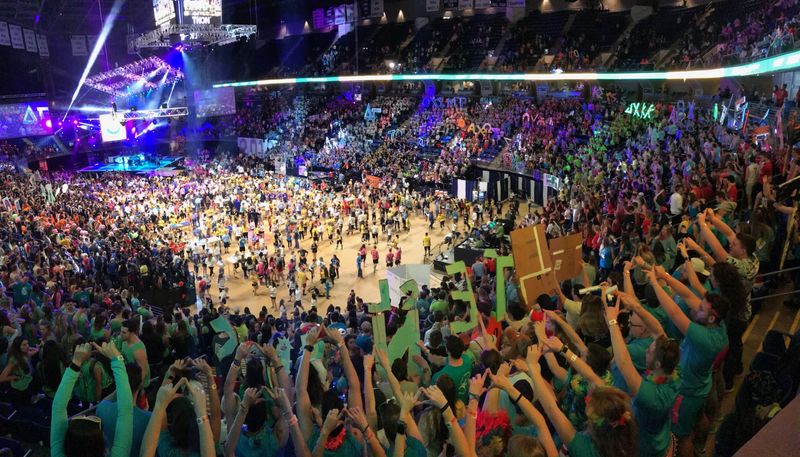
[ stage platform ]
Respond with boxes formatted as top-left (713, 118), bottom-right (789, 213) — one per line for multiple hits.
top-left (78, 155), bottom-right (183, 174)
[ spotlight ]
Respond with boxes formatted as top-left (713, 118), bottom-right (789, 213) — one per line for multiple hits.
top-left (45, 119), bottom-right (52, 129)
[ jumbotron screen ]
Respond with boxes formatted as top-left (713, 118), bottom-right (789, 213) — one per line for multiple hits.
top-left (0, 101), bottom-right (52, 140)
top-left (183, 0), bottom-right (222, 25)
top-left (194, 87), bottom-right (236, 118)
top-left (153, 0), bottom-right (175, 29)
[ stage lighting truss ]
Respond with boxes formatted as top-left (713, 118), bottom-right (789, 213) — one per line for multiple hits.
top-left (84, 56), bottom-right (184, 97)
top-left (116, 106), bottom-right (189, 121)
top-left (131, 24), bottom-right (257, 50)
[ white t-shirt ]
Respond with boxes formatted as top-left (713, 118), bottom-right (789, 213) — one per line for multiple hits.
top-left (669, 192), bottom-right (683, 215)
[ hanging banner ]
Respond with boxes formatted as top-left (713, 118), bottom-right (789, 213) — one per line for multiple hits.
top-left (443, 0), bottom-right (459, 9)
top-left (9, 25), bottom-right (24, 49)
top-left (237, 137), bottom-right (269, 156)
top-left (23, 28), bottom-right (37, 53)
top-left (490, 0), bottom-right (507, 5)
top-left (370, 0), bottom-right (384, 17)
top-left (0, 22), bottom-right (10, 47)
top-left (36, 34), bottom-right (48, 57)
top-left (87, 35), bottom-right (104, 55)
top-left (426, 0), bottom-right (441, 12)
top-left (474, 0), bottom-right (491, 8)
top-left (458, 0), bottom-right (474, 9)
top-left (71, 35), bottom-right (87, 56)
top-left (509, 0), bottom-right (525, 7)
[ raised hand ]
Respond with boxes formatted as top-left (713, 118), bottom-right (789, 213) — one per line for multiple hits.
top-left (321, 408), bottom-right (343, 437)
top-left (468, 369), bottom-right (489, 398)
top-left (526, 344), bottom-right (542, 369)
top-left (345, 407), bottom-right (369, 432)
top-left (421, 386), bottom-right (449, 410)
top-left (242, 386), bottom-right (262, 409)
top-left (156, 377), bottom-right (186, 407)
top-left (94, 341), bottom-right (121, 359)
top-left (235, 341), bottom-right (252, 361)
top-left (363, 354), bottom-right (375, 371)
top-left (488, 369), bottom-right (513, 392)
top-left (257, 343), bottom-right (279, 363)
top-left (72, 342), bottom-right (92, 366)
top-left (185, 380), bottom-right (208, 416)
top-left (375, 348), bottom-right (390, 367)
top-left (604, 294), bottom-right (621, 322)
top-left (324, 326), bottom-right (345, 346)
top-left (540, 336), bottom-right (565, 354)
top-left (193, 357), bottom-right (214, 376)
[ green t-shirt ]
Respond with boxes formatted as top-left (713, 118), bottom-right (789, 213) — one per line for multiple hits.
top-left (568, 432), bottom-right (601, 457)
top-left (12, 282), bottom-right (32, 305)
top-left (385, 436), bottom-right (426, 457)
top-left (634, 374), bottom-right (681, 457)
top-left (679, 322), bottom-right (727, 397)
top-left (429, 299), bottom-right (448, 315)
top-left (120, 339), bottom-right (151, 388)
top-left (431, 352), bottom-right (474, 404)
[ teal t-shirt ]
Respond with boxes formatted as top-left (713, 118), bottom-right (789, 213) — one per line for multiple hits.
top-left (431, 352), bottom-right (475, 404)
top-left (307, 427), bottom-right (364, 457)
top-left (679, 322), bottom-right (728, 398)
top-left (386, 436), bottom-right (426, 457)
top-left (611, 337), bottom-right (653, 393)
top-left (568, 432), bottom-right (601, 457)
top-left (634, 374), bottom-right (681, 457)
top-left (157, 430), bottom-right (200, 457)
top-left (235, 425), bottom-right (279, 457)
top-left (97, 400), bottom-right (152, 457)
top-left (12, 282), bottom-right (32, 305)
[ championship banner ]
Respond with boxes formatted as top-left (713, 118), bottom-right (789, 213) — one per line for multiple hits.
top-left (70, 35), bottom-right (87, 56)
top-left (23, 28), bottom-right (37, 53)
top-left (36, 34), bottom-right (49, 57)
top-left (550, 233), bottom-right (583, 282)
top-left (510, 224), bottom-right (555, 305)
top-left (0, 22), bottom-right (10, 47)
top-left (9, 25), bottom-right (24, 49)
top-left (237, 137), bottom-right (269, 156)
top-left (365, 175), bottom-right (382, 188)
top-left (426, 0), bottom-right (441, 12)
top-left (474, 0), bottom-right (491, 8)
top-left (458, 0), bottom-right (474, 9)
top-left (443, 0), bottom-right (459, 9)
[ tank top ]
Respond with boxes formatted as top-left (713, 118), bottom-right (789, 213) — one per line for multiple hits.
top-left (121, 339), bottom-right (150, 387)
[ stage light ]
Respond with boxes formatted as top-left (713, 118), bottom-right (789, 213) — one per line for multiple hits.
top-left (63, 0), bottom-right (125, 120)
top-left (45, 119), bottom-right (52, 129)
top-left (213, 48), bottom-right (800, 88)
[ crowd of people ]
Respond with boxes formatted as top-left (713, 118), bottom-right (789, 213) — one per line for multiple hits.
top-left (0, 78), bottom-right (796, 457)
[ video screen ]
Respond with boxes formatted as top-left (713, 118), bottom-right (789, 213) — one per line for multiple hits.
top-left (99, 114), bottom-right (127, 143)
top-left (153, 0), bottom-right (175, 28)
top-left (194, 87), bottom-right (236, 118)
top-left (0, 101), bottom-right (52, 140)
top-left (184, 0), bottom-right (222, 24)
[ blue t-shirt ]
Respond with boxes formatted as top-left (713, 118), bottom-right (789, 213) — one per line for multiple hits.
top-left (97, 400), bottom-right (152, 457)
top-left (611, 337), bottom-right (652, 393)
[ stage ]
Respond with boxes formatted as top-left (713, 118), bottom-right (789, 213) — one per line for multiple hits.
top-left (78, 155), bottom-right (184, 174)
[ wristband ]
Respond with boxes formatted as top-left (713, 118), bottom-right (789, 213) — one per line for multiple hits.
top-left (115, 355), bottom-right (125, 363)
top-left (70, 362), bottom-right (81, 373)
top-left (559, 344), bottom-right (568, 355)
top-left (468, 392), bottom-right (480, 401)
top-left (607, 319), bottom-right (618, 327)
top-left (231, 359), bottom-right (241, 367)
top-left (512, 392), bottom-right (523, 405)
top-left (570, 353), bottom-right (578, 363)
top-left (274, 365), bottom-right (284, 372)
top-left (440, 404), bottom-right (450, 414)
top-left (288, 415), bottom-right (299, 427)
top-left (304, 345), bottom-right (314, 353)
top-left (196, 415), bottom-right (209, 425)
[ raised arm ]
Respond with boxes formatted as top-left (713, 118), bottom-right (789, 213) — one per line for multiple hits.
top-left (545, 310), bottom-right (587, 356)
top-left (186, 380), bottom-right (215, 457)
top-left (533, 321), bottom-right (567, 382)
top-left (707, 208), bottom-right (735, 239)
top-left (416, 341), bottom-right (447, 367)
top-left (604, 296), bottom-right (643, 396)
top-left (466, 371), bottom-right (488, 447)
top-left (95, 343), bottom-right (133, 457)
top-left (194, 358), bottom-right (222, 444)
top-left (326, 327), bottom-right (363, 411)
top-left (488, 370), bottom-right (558, 457)
top-left (697, 212), bottom-right (728, 263)
top-left (647, 268), bottom-right (691, 335)
top-left (140, 380), bottom-right (184, 457)
top-left (51, 343), bottom-right (92, 457)
top-left (527, 345), bottom-right (576, 446)
top-left (540, 334), bottom-right (605, 387)
top-left (223, 342), bottom-right (250, 426)
top-left (421, 386), bottom-right (476, 457)
top-left (362, 355), bottom-right (379, 430)
top-left (224, 387), bottom-right (260, 457)
top-left (345, 407), bottom-right (386, 457)
top-left (296, 328), bottom-right (320, 440)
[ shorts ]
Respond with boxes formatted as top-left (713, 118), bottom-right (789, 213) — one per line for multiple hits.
top-left (673, 394), bottom-right (706, 437)
top-left (373, 258), bottom-right (379, 264)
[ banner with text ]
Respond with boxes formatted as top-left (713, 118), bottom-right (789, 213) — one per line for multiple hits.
top-left (0, 22), bottom-right (10, 47)
top-left (458, 0), bottom-right (474, 9)
top-left (426, 0), bottom-right (441, 12)
top-left (71, 35), bottom-right (87, 56)
top-left (237, 137), bottom-right (270, 157)
top-left (9, 25), bottom-right (23, 49)
top-left (23, 28), bottom-right (37, 53)
top-left (36, 34), bottom-right (48, 57)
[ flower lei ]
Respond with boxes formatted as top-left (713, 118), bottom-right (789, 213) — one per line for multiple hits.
top-left (324, 426), bottom-right (347, 451)
top-left (475, 410), bottom-right (511, 447)
top-left (644, 369), bottom-right (680, 385)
